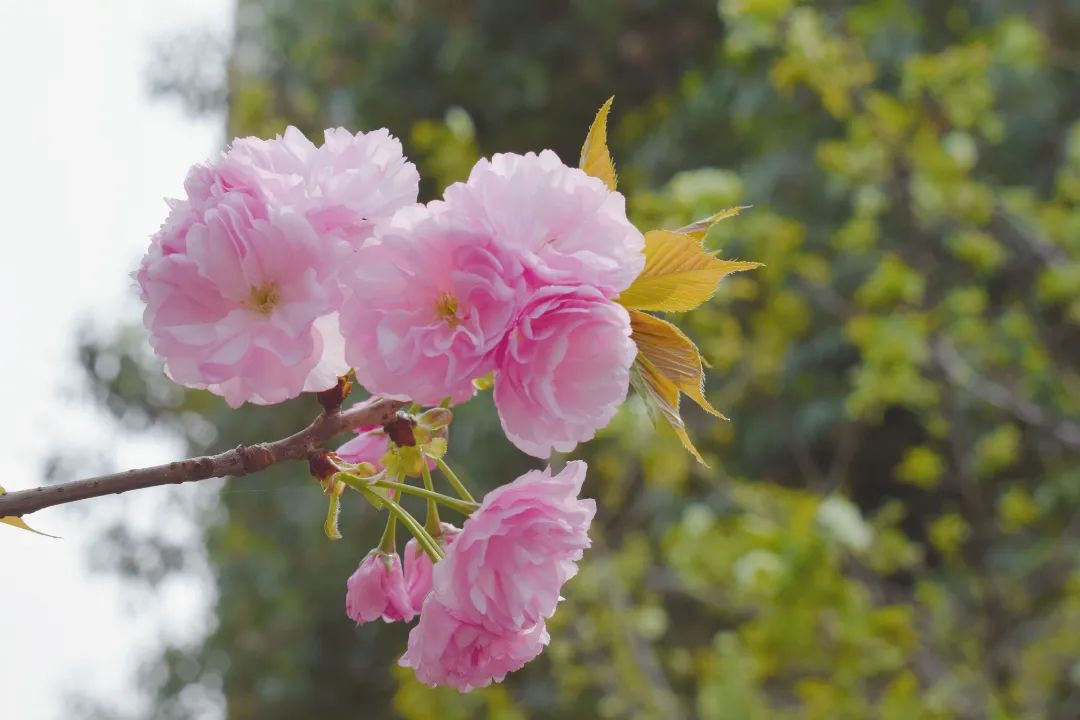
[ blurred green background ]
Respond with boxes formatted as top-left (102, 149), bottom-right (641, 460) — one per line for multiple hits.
top-left (80, 1), bottom-right (1080, 718)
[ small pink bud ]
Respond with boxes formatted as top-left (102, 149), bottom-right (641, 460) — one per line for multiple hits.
top-left (345, 550), bottom-right (414, 624)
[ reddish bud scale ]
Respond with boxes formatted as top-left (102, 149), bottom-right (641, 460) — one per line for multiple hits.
top-left (384, 414), bottom-right (418, 447)
top-left (317, 374), bottom-right (353, 414)
top-left (308, 450), bottom-right (339, 480)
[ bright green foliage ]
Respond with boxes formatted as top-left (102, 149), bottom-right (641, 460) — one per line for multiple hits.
top-left (72, 1), bottom-right (1080, 718)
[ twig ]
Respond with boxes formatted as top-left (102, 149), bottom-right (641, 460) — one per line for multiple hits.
top-left (933, 338), bottom-right (1080, 450)
top-left (994, 207), bottom-right (1069, 266)
top-left (0, 397), bottom-right (406, 518)
top-left (602, 558), bottom-right (686, 720)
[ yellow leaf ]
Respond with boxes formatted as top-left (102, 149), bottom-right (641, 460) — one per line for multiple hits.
top-left (678, 206), bottom-right (751, 240)
top-left (630, 310), bottom-right (727, 420)
top-left (617, 230), bottom-right (762, 312)
top-left (630, 356), bottom-right (707, 466)
top-left (1, 515), bottom-right (59, 538)
top-left (579, 96), bottom-right (617, 190)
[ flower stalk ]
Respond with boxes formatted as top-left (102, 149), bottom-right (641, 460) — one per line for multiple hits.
top-left (372, 478), bottom-right (477, 516)
top-left (435, 457), bottom-right (475, 504)
top-left (419, 460), bottom-right (442, 538)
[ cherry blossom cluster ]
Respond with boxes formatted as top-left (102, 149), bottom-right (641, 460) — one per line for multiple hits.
top-left (136, 123), bottom-right (649, 691)
top-left (133, 101), bottom-right (759, 691)
top-left (342, 455), bottom-right (594, 691)
top-left (138, 128), bottom-right (643, 458)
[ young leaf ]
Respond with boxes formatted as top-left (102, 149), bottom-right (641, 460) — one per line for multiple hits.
top-left (579, 96), bottom-right (617, 191)
top-left (324, 492), bottom-right (342, 540)
top-left (630, 356), bottom-right (707, 466)
top-left (678, 206), bottom-right (751, 240)
top-left (617, 230), bottom-right (761, 312)
top-left (1, 515), bottom-right (60, 538)
top-left (630, 309), bottom-right (726, 420)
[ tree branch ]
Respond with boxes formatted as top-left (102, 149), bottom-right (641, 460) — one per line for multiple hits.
top-left (0, 397), bottom-right (406, 518)
top-left (933, 338), bottom-right (1080, 450)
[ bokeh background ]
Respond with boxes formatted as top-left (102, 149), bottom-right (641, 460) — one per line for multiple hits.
top-left (6, 1), bottom-right (1080, 718)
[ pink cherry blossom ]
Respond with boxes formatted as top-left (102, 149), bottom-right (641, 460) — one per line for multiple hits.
top-left (336, 425), bottom-right (389, 466)
top-left (431, 461), bottom-right (595, 632)
top-left (398, 596), bottom-right (549, 692)
top-left (145, 126), bottom-right (416, 259)
top-left (339, 204), bottom-right (528, 405)
top-left (399, 463), bottom-right (591, 689)
top-left (345, 551), bottom-right (415, 624)
top-left (138, 195), bottom-right (347, 408)
top-left (403, 527), bottom-right (460, 614)
top-left (138, 126), bottom-right (417, 406)
top-left (304, 127), bottom-right (421, 241)
top-left (442, 150), bottom-right (645, 296)
top-left (209, 125), bottom-right (419, 245)
top-left (494, 286), bottom-right (636, 458)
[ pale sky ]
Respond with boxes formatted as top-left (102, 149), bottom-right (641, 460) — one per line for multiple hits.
top-left (0, 1), bottom-right (232, 717)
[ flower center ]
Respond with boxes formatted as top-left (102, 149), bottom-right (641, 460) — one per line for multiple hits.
top-left (434, 292), bottom-right (461, 327)
top-left (248, 283), bottom-right (280, 315)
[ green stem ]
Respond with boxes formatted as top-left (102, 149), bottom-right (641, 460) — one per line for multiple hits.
top-left (420, 461), bottom-right (442, 537)
top-left (377, 512), bottom-right (397, 554)
top-left (372, 479), bottom-right (477, 516)
top-left (363, 486), bottom-right (442, 562)
top-left (435, 457), bottom-right (476, 504)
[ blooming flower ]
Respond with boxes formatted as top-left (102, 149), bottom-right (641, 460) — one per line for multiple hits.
top-left (402, 526), bottom-right (460, 614)
top-left (208, 125), bottom-right (419, 246)
top-left (339, 204), bottom-right (528, 405)
top-left (494, 287), bottom-right (636, 458)
top-left (398, 462), bottom-right (592, 689)
top-left (431, 461), bottom-right (595, 632)
top-left (398, 597), bottom-right (549, 692)
top-left (442, 150), bottom-right (645, 296)
top-left (138, 126), bottom-right (417, 407)
top-left (345, 550), bottom-right (415, 624)
top-left (138, 195), bottom-right (347, 408)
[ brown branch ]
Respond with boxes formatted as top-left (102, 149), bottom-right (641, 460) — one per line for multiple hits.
top-left (0, 397), bottom-right (406, 518)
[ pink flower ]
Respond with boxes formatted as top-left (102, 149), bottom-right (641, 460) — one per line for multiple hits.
top-left (442, 150), bottom-right (645, 296)
top-left (138, 126), bottom-right (417, 406)
top-left (494, 287), bottom-right (636, 458)
top-left (398, 596), bottom-right (549, 692)
top-left (399, 464), bottom-right (591, 690)
top-left (138, 195), bottom-right (347, 408)
top-left (432, 461), bottom-right (595, 632)
top-left (339, 205), bottom-right (528, 405)
top-left (403, 527), bottom-right (460, 614)
top-left (212, 126), bottom-right (419, 246)
top-left (336, 425), bottom-right (390, 466)
top-left (345, 551), bottom-right (415, 624)
top-left (303, 127), bottom-right (421, 241)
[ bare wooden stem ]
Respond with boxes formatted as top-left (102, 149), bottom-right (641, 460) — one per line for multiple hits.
top-left (0, 397), bottom-right (406, 518)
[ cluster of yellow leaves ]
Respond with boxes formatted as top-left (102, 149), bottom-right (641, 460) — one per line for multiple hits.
top-left (579, 99), bottom-right (761, 464)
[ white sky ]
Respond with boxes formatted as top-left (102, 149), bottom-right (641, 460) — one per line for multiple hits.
top-left (0, 1), bottom-right (232, 717)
